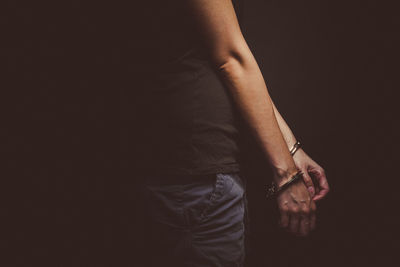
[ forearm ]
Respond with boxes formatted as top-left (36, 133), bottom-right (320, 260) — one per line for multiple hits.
top-left (217, 54), bottom-right (297, 184)
top-left (271, 100), bottom-right (297, 149)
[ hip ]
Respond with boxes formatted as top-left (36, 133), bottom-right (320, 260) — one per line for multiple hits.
top-left (140, 172), bottom-right (248, 266)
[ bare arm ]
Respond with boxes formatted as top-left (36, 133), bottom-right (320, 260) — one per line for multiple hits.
top-left (186, 0), bottom-right (316, 236)
top-left (186, 0), bottom-right (296, 184)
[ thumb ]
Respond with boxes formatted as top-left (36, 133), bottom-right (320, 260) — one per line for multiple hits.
top-left (301, 170), bottom-right (315, 197)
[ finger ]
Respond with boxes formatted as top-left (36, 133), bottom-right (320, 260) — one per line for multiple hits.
top-left (301, 171), bottom-right (315, 197)
top-left (288, 211), bottom-right (300, 235)
top-left (298, 203), bottom-right (312, 236)
top-left (309, 211), bottom-right (316, 231)
top-left (315, 178), bottom-right (330, 200)
top-left (278, 207), bottom-right (290, 229)
top-left (310, 169), bottom-right (330, 201)
top-left (298, 215), bottom-right (310, 237)
top-left (313, 189), bottom-right (328, 201)
top-left (309, 201), bottom-right (317, 230)
top-left (313, 186), bottom-right (321, 201)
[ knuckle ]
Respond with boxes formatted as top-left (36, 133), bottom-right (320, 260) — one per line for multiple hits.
top-left (326, 184), bottom-right (331, 191)
top-left (300, 198), bottom-right (310, 206)
top-left (279, 206), bottom-right (289, 213)
top-left (300, 207), bottom-right (310, 215)
top-left (303, 177), bottom-right (312, 183)
top-left (310, 205), bottom-right (317, 212)
top-left (291, 207), bottom-right (300, 214)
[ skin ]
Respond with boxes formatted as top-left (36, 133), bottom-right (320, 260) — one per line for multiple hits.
top-left (186, 0), bottom-right (329, 236)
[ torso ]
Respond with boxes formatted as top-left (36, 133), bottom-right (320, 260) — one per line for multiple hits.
top-left (125, 0), bottom-right (245, 175)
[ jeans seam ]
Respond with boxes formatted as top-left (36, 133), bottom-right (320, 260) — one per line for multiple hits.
top-left (197, 174), bottom-right (225, 224)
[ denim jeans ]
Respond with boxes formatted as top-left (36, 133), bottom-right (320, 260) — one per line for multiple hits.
top-left (139, 172), bottom-right (249, 267)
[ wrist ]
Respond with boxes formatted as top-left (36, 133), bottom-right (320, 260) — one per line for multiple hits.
top-left (272, 167), bottom-right (299, 187)
top-left (266, 170), bottom-right (303, 198)
top-left (286, 137), bottom-right (297, 150)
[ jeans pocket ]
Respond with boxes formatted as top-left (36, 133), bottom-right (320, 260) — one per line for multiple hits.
top-left (191, 172), bottom-right (245, 227)
top-left (195, 173), bottom-right (226, 224)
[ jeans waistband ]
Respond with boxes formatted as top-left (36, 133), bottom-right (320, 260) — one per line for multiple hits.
top-left (140, 172), bottom-right (219, 185)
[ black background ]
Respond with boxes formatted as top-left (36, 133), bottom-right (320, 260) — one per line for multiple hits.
top-left (2, 1), bottom-right (398, 266)
top-left (239, 1), bottom-right (397, 266)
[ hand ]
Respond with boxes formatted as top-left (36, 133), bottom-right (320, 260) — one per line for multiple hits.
top-left (293, 148), bottom-right (330, 201)
top-left (276, 175), bottom-right (317, 237)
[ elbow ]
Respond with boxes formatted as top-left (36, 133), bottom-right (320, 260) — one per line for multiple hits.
top-left (218, 49), bottom-right (247, 68)
top-left (213, 45), bottom-right (255, 75)
top-left (217, 57), bottom-right (244, 82)
top-left (215, 50), bottom-right (254, 79)
top-left (218, 54), bottom-right (243, 73)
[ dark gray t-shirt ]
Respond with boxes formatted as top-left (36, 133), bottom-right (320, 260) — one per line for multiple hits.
top-left (128, 0), bottom-right (245, 175)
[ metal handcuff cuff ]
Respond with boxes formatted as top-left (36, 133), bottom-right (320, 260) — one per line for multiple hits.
top-left (266, 141), bottom-right (302, 199)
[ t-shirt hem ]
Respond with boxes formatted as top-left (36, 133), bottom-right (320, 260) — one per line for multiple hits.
top-left (134, 163), bottom-right (242, 176)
